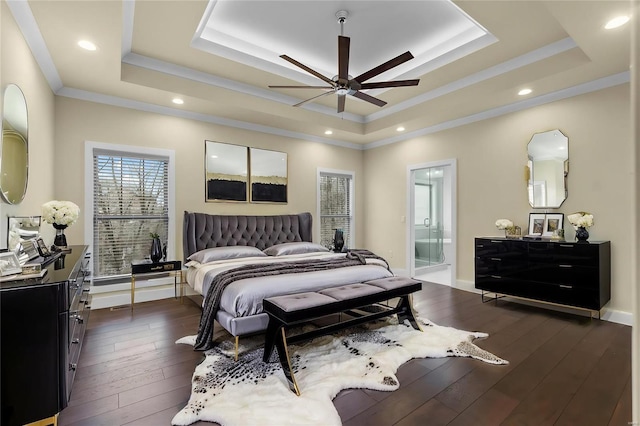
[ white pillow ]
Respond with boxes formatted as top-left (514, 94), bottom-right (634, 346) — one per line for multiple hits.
top-left (263, 242), bottom-right (330, 256)
top-left (187, 246), bottom-right (267, 263)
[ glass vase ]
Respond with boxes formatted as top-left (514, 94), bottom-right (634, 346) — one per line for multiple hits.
top-left (53, 223), bottom-right (68, 248)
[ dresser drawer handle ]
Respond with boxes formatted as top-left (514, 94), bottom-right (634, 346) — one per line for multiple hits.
top-left (490, 275), bottom-right (502, 279)
top-left (490, 257), bottom-right (501, 261)
top-left (72, 338), bottom-right (80, 344)
top-left (558, 264), bottom-right (573, 268)
top-left (490, 240), bottom-right (503, 243)
top-left (476, 244), bottom-right (484, 248)
top-left (69, 363), bottom-right (77, 371)
top-left (559, 284), bottom-right (573, 289)
top-left (559, 244), bottom-right (573, 248)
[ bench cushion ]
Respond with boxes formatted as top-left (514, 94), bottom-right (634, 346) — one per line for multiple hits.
top-left (318, 283), bottom-right (384, 301)
top-left (266, 292), bottom-right (337, 313)
top-left (364, 276), bottom-right (421, 291)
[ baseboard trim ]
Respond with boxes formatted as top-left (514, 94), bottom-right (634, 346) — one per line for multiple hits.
top-left (90, 284), bottom-right (176, 310)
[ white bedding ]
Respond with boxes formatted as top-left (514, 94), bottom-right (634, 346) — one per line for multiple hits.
top-left (185, 252), bottom-right (393, 317)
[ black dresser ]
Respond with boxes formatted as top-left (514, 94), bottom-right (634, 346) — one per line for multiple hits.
top-left (1, 245), bottom-right (91, 426)
top-left (475, 238), bottom-right (611, 313)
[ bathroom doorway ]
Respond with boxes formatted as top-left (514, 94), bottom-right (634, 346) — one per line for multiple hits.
top-left (407, 159), bottom-right (456, 286)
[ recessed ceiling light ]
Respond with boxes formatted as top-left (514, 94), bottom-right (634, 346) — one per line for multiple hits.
top-left (396, 126), bottom-right (405, 132)
top-left (172, 98), bottom-right (184, 105)
top-left (605, 15), bottom-right (630, 29)
top-left (77, 40), bottom-right (97, 51)
top-left (518, 88), bottom-right (532, 96)
top-left (324, 130), bottom-right (333, 135)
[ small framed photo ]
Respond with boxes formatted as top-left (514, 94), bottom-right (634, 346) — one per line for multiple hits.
top-left (21, 240), bottom-right (40, 260)
top-left (0, 252), bottom-right (22, 276)
top-left (543, 213), bottom-right (564, 237)
top-left (35, 237), bottom-right (52, 257)
top-left (528, 213), bottom-right (546, 236)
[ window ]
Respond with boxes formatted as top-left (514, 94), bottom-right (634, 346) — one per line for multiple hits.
top-left (318, 169), bottom-right (354, 250)
top-left (88, 143), bottom-right (174, 281)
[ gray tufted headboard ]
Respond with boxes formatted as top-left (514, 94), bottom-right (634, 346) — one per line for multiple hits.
top-left (183, 211), bottom-right (313, 262)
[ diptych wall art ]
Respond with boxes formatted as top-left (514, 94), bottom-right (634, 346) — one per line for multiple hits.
top-left (205, 141), bottom-right (288, 203)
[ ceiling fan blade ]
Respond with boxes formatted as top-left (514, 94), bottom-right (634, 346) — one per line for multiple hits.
top-left (338, 36), bottom-right (350, 82)
top-left (293, 90), bottom-right (334, 107)
top-left (337, 94), bottom-right (346, 113)
top-left (359, 79), bottom-right (420, 90)
top-left (351, 90), bottom-right (387, 107)
top-left (269, 85), bottom-right (334, 89)
top-left (280, 55), bottom-right (335, 86)
top-left (354, 51), bottom-right (414, 83)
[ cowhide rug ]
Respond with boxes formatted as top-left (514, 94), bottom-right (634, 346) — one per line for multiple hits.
top-left (172, 316), bottom-right (507, 426)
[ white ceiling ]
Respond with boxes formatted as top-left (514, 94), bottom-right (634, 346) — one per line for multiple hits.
top-left (5, 0), bottom-right (632, 149)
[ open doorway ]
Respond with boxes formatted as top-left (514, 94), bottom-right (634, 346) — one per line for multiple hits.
top-left (407, 159), bottom-right (456, 286)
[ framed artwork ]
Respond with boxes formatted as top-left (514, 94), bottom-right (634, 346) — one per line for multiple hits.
top-left (528, 213), bottom-right (546, 236)
top-left (543, 213), bottom-right (564, 237)
top-left (249, 147), bottom-right (288, 203)
top-left (205, 141), bottom-right (248, 202)
top-left (0, 252), bottom-right (22, 276)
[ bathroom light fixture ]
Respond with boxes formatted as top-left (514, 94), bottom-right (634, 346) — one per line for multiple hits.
top-left (172, 98), bottom-right (184, 105)
top-left (605, 15), bottom-right (630, 29)
top-left (518, 88), bottom-right (532, 96)
top-left (77, 40), bottom-right (97, 51)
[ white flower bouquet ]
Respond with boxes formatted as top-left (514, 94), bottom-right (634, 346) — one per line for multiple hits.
top-left (567, 211), bottom-right (594, 229)
top-left (42, 200), bottom-right (80, 226)
top-left (495, 219), bottom-right (514, 230)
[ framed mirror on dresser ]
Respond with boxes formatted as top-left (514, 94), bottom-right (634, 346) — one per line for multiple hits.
top-left (526, 129), bottom-right (568, 208)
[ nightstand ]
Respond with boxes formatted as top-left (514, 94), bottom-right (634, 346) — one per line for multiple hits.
top-left (130, 259), bottom-right (182, 311)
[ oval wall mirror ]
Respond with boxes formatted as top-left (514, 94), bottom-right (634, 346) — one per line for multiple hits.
top-left (1, 84), bottom-right (29, 204)
top-left (527, 129), bottom-right (568, 208)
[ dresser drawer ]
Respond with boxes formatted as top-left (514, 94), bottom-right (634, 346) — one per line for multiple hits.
top-left (528, 242), bottom-right (600, 266)
top-left (528, 263), bottom-right (599, 289)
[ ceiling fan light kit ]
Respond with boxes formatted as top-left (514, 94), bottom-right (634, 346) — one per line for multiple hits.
top-left (268, 10), bottom-right (420, 113)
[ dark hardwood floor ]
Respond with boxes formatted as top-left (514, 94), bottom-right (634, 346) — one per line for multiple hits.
top-left (58, 282), bottom-right (632, 425)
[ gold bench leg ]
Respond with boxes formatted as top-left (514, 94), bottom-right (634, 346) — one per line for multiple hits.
top-left (277, 328), bottom-right (300, 396)
top-left (234, 336), bottom-right (239, 362)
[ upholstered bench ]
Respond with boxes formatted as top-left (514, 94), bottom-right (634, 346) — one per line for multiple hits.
top-left (262, 276), bottom-right (422, 395)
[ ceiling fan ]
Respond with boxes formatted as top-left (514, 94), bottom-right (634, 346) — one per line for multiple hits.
top-left (269, 10), bottom-right (420, 113)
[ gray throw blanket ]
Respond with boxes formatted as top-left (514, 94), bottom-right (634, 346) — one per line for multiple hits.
top-left (194, 249), bottom-right (389, 350)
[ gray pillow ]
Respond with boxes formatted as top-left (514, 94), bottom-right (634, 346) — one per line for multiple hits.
top-left (263, 242), bottom-right (330, 256)
top-left (187, 246), bottom-right (267, 263)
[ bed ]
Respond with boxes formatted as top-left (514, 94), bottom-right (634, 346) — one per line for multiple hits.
top-left (182, 211), bottom-right (394, 351)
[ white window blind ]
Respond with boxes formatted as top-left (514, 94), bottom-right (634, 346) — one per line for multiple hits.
top-left (92, 152), bottom-right (169, 279)
top-left (319, 172), bottom-right (353, 250)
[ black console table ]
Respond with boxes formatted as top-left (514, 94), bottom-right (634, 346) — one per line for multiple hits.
top-left (475, 238), bottom-right (611, 315)
top-left (1, 245), bottom-right (91, 426)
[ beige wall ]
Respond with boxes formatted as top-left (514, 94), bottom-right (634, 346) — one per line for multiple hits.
top-left (0, 2), bottom-right (56, 247)
top-left (363, 84), bottom-right (632, 314)
top-left (53, 97), bottom-right (365, 259)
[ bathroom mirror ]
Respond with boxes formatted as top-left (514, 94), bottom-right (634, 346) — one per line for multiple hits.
top-left (1, 84), bottom-right (29, 204)
top-left (527, 129), bottom-right (568, 208)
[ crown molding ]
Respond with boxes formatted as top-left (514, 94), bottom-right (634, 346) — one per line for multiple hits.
top-left (56, 87), bottom-right (364, 150)
top-left (5, 0), bottom-right (63, 91)
top-left (364, 71), bottom-right (630, 150)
